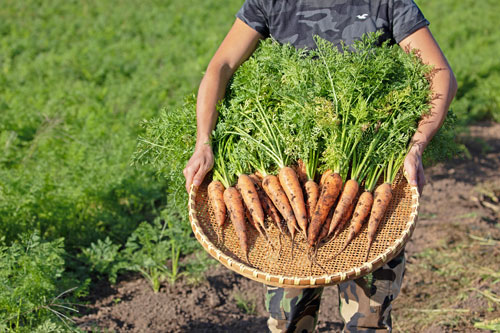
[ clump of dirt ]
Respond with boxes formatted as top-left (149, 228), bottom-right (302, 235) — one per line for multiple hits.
top-left (75, 122), bottom-right (500, 332)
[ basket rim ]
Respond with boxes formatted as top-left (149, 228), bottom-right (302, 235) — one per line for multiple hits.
top-left (188, 182), bottom-right (419, 288)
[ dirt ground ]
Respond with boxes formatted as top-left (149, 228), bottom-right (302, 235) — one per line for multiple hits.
top-left (75, 122), bottom-right (500, 333)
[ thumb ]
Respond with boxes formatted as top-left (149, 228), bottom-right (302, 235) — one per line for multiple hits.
top-left (404, 162), bottom-right (417, 187)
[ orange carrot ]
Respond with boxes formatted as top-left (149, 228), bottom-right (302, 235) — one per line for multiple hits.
top-left (248, 173), bottom-right (284, 254)
top-left (254, 171), bottom-right (264, 180)
top-left (240, 175), bottom-right (278, 251)
top-left (208, 180), bottom-right (226, 228)
top-left (294, 159), bottom-right (308, 184)
top-left (307, 171), bottom-right (342, 247)
top-left (365, 183), bottom-right (392, 261)
top-left (248, 173), bottom-right (261, 186)
top-left (262, 175), bottom-right (297, 239)
top-left (238, 174), bottom-right (266, 233)
top-left (223, 186), bottom-right (250, 263)
top-left (342, 161), bottom-right (384, 250)
top-left (339, 191), bottom-right (374, 252)
top-left (279, 166), bottom-right (308, 236)
top-left (248, 173), bottom-right (262, 184)
top-left (328, 179), bottom-right (359, 237)
top-left (263, 194), bottom-right (283, 232)
top-left (332, 202), bottom-right (355, 239)
top-left (244, 204), bottom-right (259, 231)
top-left (319, 169), bottom-right (333, 188)
top-left (318, 207), bottom-right (334, 243)
top-left (263, 173), bottom-right (299, 259)
top-left (325, 202), bottom-right (357, 261)
top-left (249, 174), bottom-right (284, 232)
top-left (261, 189), bottom-right (284, 233)
top-left (304, 179), bottom-right (319, 220)
top-left (208, 180), bottom-right (226, 243)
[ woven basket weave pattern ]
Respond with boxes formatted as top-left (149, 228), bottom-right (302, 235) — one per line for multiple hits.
top-left (189, 172), bottom-right (419, 287)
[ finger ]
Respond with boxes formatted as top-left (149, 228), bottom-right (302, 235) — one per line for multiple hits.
top-left (184, 164), bottom-right (199, 193)
top-left (192, 163), bottom-right (211, 188)
top-left (404, 162), bottom-right (418, 187)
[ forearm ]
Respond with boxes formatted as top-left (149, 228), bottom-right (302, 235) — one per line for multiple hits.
top-left (399, 27), bottom-right (458, 156)
top-left (194, 19), bottom-right (262, 151)
top-left (183, 19), bottom-right (262, 192)
top-left (410, 65), bottom-right (458, 154)
top-left (399, 26), bottom-right (457, 194)
top-left (195, 63), bottom-right (234, 150)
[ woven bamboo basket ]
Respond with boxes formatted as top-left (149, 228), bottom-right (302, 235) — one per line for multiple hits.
top-left (188, 172), bottom-right (419, 288)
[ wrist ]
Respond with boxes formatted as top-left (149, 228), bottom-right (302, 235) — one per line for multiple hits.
top-left (194, 141), bottom-right (212, 153)
top-left (409, 142), bottom-right (425, 157)
top-left (195, 134), bottom-right (212, 151)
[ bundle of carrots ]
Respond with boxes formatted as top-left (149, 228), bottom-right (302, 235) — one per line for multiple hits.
top-left (202, 33), bottom-right (435, 265)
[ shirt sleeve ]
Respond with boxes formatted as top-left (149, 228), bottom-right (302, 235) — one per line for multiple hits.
top-left (236, 0), bottom-right (270, 37)
top-left (391, 0), bottom-right (429, 43)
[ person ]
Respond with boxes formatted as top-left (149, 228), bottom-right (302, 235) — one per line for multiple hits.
top-left (183, 1), bottom-right (457, 331)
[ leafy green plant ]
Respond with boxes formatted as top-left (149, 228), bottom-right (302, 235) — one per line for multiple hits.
top-left (120, 220), bottom-right (172, 292)
top-left (233, 292), bottom-right (257, 315)
top-left (217, 34), bottom-right (456, 188)
top-left (0, 233), bottom-right (84, 332)
top-left (165, 241), bottom-right (183, 286)
top-left (0, 0), bottom-right (242, 253)
top-left (118, 207), bottom-right (197, 292)
top-left (132, 95), bottom-right (198, 221)
top-left (80, 204), bottom-right (198, 291)
top-left (183, 251), bottom-right (219, 286)
top-left (80, 237), bottom-right (124, 284)
top-left (0, 4), bottom-right (246, 328)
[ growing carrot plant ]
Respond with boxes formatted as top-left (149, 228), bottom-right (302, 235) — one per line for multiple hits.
top-left (0, 0), bottom-right (243, 327)
top-left (0, 233), bottom-right (87, 332)
top-left (0, 0), bottom-right (242, 248)
top-left (83, 208), bottom-right (197, 292)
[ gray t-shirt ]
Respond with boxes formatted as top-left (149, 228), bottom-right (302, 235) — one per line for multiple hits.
top-left (236, 0), bottom-right (429, 49)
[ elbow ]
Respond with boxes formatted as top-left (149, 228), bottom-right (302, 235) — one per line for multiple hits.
top-left (205, 60), bottom-right (235, 83)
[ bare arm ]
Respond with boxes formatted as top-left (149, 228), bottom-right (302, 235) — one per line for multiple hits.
top-left (399, 26), bottom-right (458, 194)
top-left (183, 18), bottom-right (263, 192)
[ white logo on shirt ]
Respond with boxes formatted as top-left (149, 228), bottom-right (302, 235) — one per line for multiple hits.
top-left (357, 14), bottom-right (368, 20)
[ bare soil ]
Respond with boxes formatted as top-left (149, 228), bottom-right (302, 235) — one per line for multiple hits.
top-left (75, 122), bottom-right (500, 333)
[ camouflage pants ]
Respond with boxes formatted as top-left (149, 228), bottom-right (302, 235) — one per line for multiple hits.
top-left (265, 250), bottom-right (405, 333)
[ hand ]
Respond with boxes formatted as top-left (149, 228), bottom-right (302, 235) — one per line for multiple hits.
top-left (183, 144), bottom-right (214, 193)
top-left (403, 145), bottom-right (426, 196)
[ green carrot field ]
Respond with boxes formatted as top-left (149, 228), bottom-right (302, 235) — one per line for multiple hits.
top-left (0, 0), bottom-right (499, 331)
